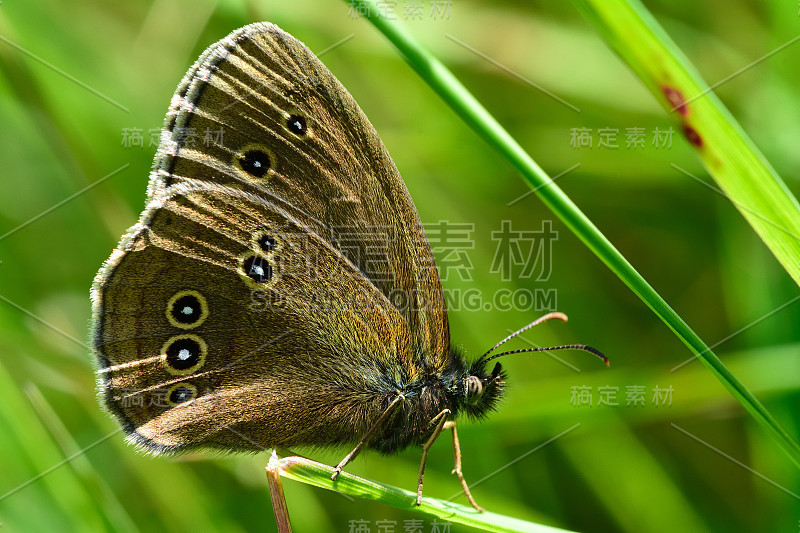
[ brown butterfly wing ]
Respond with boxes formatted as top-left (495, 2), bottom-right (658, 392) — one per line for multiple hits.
top-left (92, 22), bottom-right (448, 452)
top-left (93, 184), bottom-right (412, 452)
top-left (149, 22), bottom-right (448, 363)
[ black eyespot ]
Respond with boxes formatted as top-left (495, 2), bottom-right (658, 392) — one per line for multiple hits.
top-left (240, 150), bottom-right (271, 177)
top-left (170, 294), bottom-right (202, 324)
top-left (169, 385), bottom-right (195, 404)
top-left (287, 114), bottom-right (307, 135)
top-left (161, 335), bottom-right (207, 375)
top-left (166, 290), bottom-right (208, 329)
top-left (258, 234), bottom-right (276, 252)
top-left (165, 337), bottom-right (203, 371)
top-left (243, 256), bottom-right (273, 283)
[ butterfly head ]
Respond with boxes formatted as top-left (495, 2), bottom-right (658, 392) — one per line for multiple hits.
top-left (454, 313), bottom-right (609, 420)
top-left (459, 359), bottom-right (506, 419)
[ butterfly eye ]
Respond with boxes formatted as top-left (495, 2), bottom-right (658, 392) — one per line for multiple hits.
top-left (239, 149), bottom-right (272, 177)
top-left (161, 334), bottom-right (207, 375)
top-left (286, 114), bottom-right (307, 136)
top-left (243, 255), bottom-right (273, 283)
top-left (466, 375), bottom-right (483, 403)
top-left (166, 290), bottom-right (208, 329)
top-left (166, 383), bottom-right (197, 406)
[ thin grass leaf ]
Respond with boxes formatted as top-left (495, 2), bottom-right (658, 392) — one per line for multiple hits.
top-left (268, 452), bottom-right (577, 533)
top-left (343, 0), bottom-right (800, 469)
top-left (573, 0), bottom-right (800, 286)
top-left (24, 384), bottom-right (139, 533)
top-left (0, 362), bottom-right (109, 531)
top-left (266, 455), bottom-right (293, 533)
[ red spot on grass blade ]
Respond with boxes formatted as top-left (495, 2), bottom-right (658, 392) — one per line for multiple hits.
top-left (662, 85), bottom-right (689, 116)
top-left (682, 124), bottom-right (703, 147)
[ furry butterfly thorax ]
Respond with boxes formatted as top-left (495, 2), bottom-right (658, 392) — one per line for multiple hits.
top-left (91, 22), bottom-right (606, 510)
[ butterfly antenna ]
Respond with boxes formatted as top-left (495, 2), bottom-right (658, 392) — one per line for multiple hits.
top-left (481, 344), bottom-right (610, 367)
top-left (477, 312), bottom-right (568, 365)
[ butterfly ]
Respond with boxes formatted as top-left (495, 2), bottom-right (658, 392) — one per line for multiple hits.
top-left (91, 22), bottom-right (607, 511)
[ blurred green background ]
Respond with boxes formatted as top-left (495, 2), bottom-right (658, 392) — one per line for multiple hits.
top-left (1, 0), bottom-right (799, 531)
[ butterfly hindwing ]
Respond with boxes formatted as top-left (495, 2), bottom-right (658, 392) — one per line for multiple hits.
top-left (93, 184), bottom-right (415, 452)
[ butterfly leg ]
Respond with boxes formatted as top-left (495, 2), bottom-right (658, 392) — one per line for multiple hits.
top-left (331, 393), bottom-right (405, 481)
top-left (416, 408), bottom-right (451, 506)
top-left (447, 421), bottom-right (484, 512)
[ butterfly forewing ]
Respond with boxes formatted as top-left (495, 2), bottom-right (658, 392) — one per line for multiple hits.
top-left (164, 23), bottom-right (450, 360)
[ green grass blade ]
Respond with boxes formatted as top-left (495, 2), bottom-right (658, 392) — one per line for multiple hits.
top-left (573, 0), bottom-right (800, 287)
top-left (24, 384), bottom-right (139, 533)
top-left (343, 0), bottom-right (800, 468)
top-left (0, 361), bottom-right (111, 531)
top-left (563, 414), bottom-right (711, 533)
top-left (269, 452), bottom-right (577, 533)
